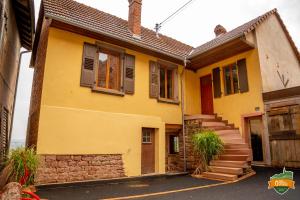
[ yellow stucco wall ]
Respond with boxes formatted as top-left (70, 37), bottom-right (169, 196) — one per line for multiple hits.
top-left (36, 28), bottom-right (184, 176)
top-left (38, 105), bottom-right (165, 176)
top-left (41, 28), bottom-right (182, 123)
top-left (185, 49), bottom-right (264, 130)
top-left (184, 70), bottom-right (201, 114)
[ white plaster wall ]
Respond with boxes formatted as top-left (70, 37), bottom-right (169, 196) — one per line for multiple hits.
top-left (245, 31), bottom-right (257, 46)
top-left (254, 14), bottom-right (300, 93)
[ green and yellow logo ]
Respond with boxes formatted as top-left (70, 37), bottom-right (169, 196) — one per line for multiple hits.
top-left (268, 168), bottom-right (295, 195)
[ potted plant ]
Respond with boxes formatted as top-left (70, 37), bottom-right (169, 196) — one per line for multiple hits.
top-left (192, 129), bottom-right (224, 175)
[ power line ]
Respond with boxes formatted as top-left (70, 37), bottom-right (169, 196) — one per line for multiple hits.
top-left (155, 0), bottom-right (196, 37)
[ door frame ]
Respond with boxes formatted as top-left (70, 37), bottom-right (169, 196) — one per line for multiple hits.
top-left (200, 74), bottom-right (214, 115)
top-left (241, 112), bottom-right (268, 165)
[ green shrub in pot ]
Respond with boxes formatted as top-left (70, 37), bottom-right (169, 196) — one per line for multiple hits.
top-left (192, 130), bottom-right (224, 173)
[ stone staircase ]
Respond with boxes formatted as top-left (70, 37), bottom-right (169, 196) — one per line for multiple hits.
top-left (184, 114), bottom-right (253, 181)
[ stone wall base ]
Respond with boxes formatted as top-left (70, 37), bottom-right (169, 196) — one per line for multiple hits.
top-left (184, 120), bottom-right (205, 172)
top-left (36, 154), bottom-right (125, 184)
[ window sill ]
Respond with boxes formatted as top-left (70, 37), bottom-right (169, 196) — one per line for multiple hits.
top-left (223, 92), bottom-right (240, 97)
top-left (223, 90), bottom-right (249, 97)
top-left (92, 86), bottom-right (125, 96)
top-left (157, 98), bottom-right (180, 105)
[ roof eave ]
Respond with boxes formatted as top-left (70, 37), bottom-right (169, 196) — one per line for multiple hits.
top-left (187, 33), bottom-right (244, 60)
top-left (45, 13), bottom-right (186, 64)
top-left (13, 0), bottom-right (35, 50)
top-left (188, 36), bottom-right (255, 70)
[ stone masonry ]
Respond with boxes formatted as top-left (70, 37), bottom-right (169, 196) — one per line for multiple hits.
top-left (36, 154), bottom-right (125, 184)
top-left (183, 119), bottom-right (206, 172)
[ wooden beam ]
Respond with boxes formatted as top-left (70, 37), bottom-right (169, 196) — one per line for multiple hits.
top-left (165, 124), bottom-right (182, 133)
top-left (262, 86), bottom-right (300, 101)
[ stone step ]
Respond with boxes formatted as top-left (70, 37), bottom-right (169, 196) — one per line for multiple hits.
top-left (209, 166), bottom-right (243, 175)
top-left (210, 160), bottom-right (249, 168)
top-left (184, 114), bottom-right (216, 120)
top-left (227, 123), bottom-right (235, 128)
top-left (222, 149), bottom-right (252, 162)
top-left (215, 129), bottom-right (240, 135)
top-left (219, 154), bottom-right (249, 161)
top-left (202, 121), bottom-right (226, 127)
top-left (205, 126), bottom-right (236, 131)
top-left (222, 138), bottom-right (245, 144)
top-left (219, 134), bottom-right (242, 140)
top-left (224, 143), bottom-right (249, 149)
top-left (224, 148), bottom-right (252, 155)
top-left (201, 118), bottom-right (225, 122)
top-left (202, 172), bottom-right (238, 181)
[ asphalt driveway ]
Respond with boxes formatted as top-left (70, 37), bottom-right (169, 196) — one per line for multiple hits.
top-left (37, 167), bottom-right (300, 200)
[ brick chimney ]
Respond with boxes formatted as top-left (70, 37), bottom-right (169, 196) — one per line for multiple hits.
top-left (128, 0), bottom-right (142, 38)
top-left (214, 24), bottom-right (227, 37)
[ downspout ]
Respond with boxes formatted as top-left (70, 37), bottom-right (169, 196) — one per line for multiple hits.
top-left (8, 50), bottom-right (31, 150)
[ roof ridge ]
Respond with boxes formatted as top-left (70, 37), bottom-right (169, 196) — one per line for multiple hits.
top-left (49, 0), bottom-right (193, 50)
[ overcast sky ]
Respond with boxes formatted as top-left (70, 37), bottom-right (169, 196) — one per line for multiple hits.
top-left (11, 0), bottom-right (300, 142)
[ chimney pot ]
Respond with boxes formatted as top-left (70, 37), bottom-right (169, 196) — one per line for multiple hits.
top-left (214, 24), bottom-right (227, 37)
top-left (128, 0), bottom-right (142, 38)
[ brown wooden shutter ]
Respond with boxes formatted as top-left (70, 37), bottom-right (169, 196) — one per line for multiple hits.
top-left (80, 43), bottom-right (97, 87)
top-left (212, 67), bottom-right (221, 98)
top-left (173, 69), bottom-right (179, 100)
top-left (123, 54), bottom-right (135, 94)
top-left (149, 61), bottom-right (159, 98)
top-left (237, 59), bottom-right (249, 93)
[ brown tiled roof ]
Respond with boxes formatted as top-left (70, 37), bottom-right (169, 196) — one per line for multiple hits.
top-left (39, 1), bottom-right (300, 64)
top-left (188, 9), bottom-right (278, 58)
top-left (42, 0), bottom-right (193, 59)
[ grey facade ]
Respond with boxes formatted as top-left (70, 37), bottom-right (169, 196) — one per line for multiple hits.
top-left (0, 0), bottom-right (34, 163)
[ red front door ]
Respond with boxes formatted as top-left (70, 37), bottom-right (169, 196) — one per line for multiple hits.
top-left (200, 75), bottom-right (214, 115)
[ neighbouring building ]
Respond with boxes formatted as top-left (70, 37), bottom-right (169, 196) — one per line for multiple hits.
top-left (28, 0), bottom-right (300, 184)
top-left (0, 0), bottom-right (34, 164)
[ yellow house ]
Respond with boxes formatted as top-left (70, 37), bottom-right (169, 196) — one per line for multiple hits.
top-left (28, 0), bottom-right (300, 184)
